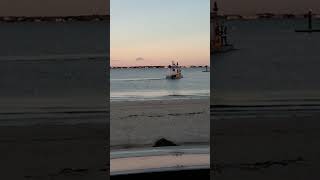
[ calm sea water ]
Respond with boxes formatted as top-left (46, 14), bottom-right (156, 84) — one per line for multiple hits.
top-left (111, 68), bottom-right (209, 101)
top-left (0, 22), bottom-right (108, 95)
top-left (0, 22), bottom-right (109, 123)
top-left (0, 22), bottom-right (108, 57)
top-left (213, 19), bottom-right (320, 105)
top-left (2, 19), bottom-right (320, 105)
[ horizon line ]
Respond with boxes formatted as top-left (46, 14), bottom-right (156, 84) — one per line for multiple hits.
top-left (0, 14), bottom-right (110, 18)
top-left (111, 65), bottom-right (210, 68)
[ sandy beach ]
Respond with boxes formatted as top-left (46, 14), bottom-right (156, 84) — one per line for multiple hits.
top-left (0, 57), bottom-right (109, 179)
top-left (211, 104), bottom-right (320, 179)
top-left (0, 123), bottom-right (108, 180)
top-left (110, 98), bottom-right (210, 149)
top-left (211, 19), bottom-right (320, 179)
top-left (0, 97), bottom-right (109, 180)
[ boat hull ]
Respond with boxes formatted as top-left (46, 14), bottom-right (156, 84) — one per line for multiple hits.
top-left (212, 44), bottom-right (235, 54)
top-left (295, 29), bottom-right (320, 33)
top-left (166, 74), bottom-right (183, 79)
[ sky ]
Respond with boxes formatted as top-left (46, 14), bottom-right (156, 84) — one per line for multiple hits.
top-left (110, 0), bottom-right (210, 67)
top-left (0, 0), bottom-right (109, 16)
top-left (211, 0), bottom-right (320, 15)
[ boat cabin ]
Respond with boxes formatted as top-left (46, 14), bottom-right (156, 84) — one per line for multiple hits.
top-left (166, 61), bottom-right (183, 79)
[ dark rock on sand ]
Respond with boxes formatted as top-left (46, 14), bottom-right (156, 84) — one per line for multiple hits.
top-left (153, 138), bottom-right (178, 147)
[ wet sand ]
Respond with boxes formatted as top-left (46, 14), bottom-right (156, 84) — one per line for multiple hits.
top-left (110, 99), bottom-right (210, 149)
top-left (211, 19), bottom-right (320, 179)
top-left (211, 104), bottom-right (320, 179)
top-left (0, 97), bottom-right (109, 180)
top-left (0, 59), bottom-right (109, 179)
top-left (0, 123), bottom-right (108, 180)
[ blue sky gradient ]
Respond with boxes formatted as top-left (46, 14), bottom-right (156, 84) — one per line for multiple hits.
top-left (111, 0), bottom-right (210, 66)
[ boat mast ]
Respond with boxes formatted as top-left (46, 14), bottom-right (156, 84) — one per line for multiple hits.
top-left (212, 1), bottom-right (218, 30)
top-left (211, 2), bottom-right (218, 54)
top-left (212, 1), bottom-right (222, 52)
top-left (308, 9), bottom-right (313, 30)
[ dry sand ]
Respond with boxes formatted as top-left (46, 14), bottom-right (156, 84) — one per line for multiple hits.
top-left (110, 98), bottom-right (210, 149)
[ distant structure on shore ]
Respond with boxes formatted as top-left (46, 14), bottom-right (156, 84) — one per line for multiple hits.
top-left (110, 65), bottom-right (208, 69)
top-left (0, 15), bottom-right (109, 23)
top-left (295, 10), bottom-right (320, 33)
top-left (111, 66), bottom-right (166, 69)
top-left (212, 12), bottom-right (320, 20)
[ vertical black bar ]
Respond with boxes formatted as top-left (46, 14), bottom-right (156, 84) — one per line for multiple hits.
top-left (210, 0), bottom-right (320, 179)
top-left (106, 1), bottom-right (111, 179)
top-left (0, 1), bottom-right (110, 179)
top-left (210, 0), bottom-right (215, 179)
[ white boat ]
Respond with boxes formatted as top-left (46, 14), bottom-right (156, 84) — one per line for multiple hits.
top-left (211, 1), bottom-right (235, 54)
top-left (166, 61), bottom-right (183, 79)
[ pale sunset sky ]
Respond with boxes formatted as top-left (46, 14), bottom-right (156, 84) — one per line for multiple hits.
top-left (111, 0), bottom-right (210, 67)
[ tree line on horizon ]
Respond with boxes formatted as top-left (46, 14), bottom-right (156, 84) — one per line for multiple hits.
top-left (0, 15), bottom-right (110, 22)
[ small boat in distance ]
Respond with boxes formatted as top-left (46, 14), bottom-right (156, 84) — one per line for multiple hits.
top-left (166, 61), bottom-right (183, 79)
top-left (202, 65), bottom-right (210, 72)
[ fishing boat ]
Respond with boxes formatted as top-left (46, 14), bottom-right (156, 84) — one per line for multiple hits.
top-left (166, 61), bottom-right (183, 79)
top-left (295, 10), bottom-right (320, 33)
top-left (211, 1), bottom-right (235, 54)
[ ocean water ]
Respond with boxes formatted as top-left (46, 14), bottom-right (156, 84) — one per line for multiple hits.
top-left (0, 22), bottom-right (108, 57)
top-left (212, 19), bottom-right (320, 105)
top-left (0, 22), bottom-right (109, 125)
top-left (111, 68), bottom-right (209, 101)
top-left (0, 22), bottom-right (108, 97)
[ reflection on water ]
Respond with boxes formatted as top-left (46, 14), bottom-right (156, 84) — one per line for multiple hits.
top-left (111, 68), bottom-right (209, 101)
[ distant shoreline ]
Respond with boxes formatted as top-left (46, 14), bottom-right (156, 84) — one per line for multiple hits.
top-left (111, 65), bottom-right (209, 69)
top-left (0, 15), bottom-right (109, 23)
top-left (212, 13), bottom-right (320, 20)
